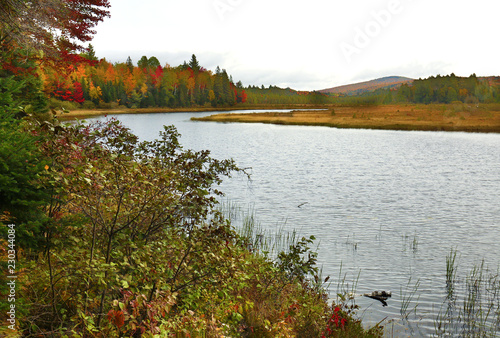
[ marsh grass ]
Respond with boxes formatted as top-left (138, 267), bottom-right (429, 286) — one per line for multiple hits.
top-left (219, 200), bottom-right (315, 260)
top-left (334, 263), bottom-right (360, 303)
top-left (345, 234), bottom-right (359, 251)
top-left (194, 103), bottom-right (500, 133)
top-left (401, 232), bottom-right (418, 253)
top-left (400, 276), bottom-right (421, 319)
top-left (434, 250), bottom-right (500, 337)
top-left (446, 248), bottom-right (458, 301)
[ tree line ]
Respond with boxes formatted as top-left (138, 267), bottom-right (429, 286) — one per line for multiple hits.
top-left (42, 51), bottom-right (248, 109)
top-left (395, 74), bottom-right (499, 104)
top-left (336, 74), bottom-right (500, 106)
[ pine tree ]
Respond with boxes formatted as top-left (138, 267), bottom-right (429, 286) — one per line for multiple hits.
top-left (189, 54), bottom-right (200, 73)
top-left (126, 56), bottom-right (134, 73)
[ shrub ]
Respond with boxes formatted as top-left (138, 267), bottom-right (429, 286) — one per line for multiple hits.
top-left (47, 97), bottom-right (79, 111)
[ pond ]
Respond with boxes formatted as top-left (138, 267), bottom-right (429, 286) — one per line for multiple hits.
top-left (87, 110), bottom-right (500, 336)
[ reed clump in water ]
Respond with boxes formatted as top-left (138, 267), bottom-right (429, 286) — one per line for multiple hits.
top-left (435, 249), bottom-right (500, 337)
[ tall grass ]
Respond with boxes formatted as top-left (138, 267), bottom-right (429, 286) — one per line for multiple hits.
top-left (446, 248), bottom-right (458, 301)
top-left (335, 262), bottom-right (360, 304)
top-left (220, 201), bottom-right (361, 302)
top-left (218, 200), bottom-right (305, 259)
top-left (434, 250), bottom-right (500, 337)
top-left (400, 276), bottom-right (420, 319)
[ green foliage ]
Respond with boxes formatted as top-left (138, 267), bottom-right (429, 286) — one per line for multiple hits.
top-left (0, 43), bottom-right (48, 114)
top-left (276, 235), bottom-right (319, 282)
top-left (0, 76), bottom-right (51, 251)
top-left (362, 74), bottom-right (500, 105)
top-left (244, 86), bottom-right (337, 105)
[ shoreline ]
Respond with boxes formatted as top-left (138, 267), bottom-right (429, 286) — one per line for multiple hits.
top-left (55, 104), bottom-right (329, 120)
top-left (191, 104), bottom-right (500, 133)
top-left (57, 103), bottom-right (500, 133)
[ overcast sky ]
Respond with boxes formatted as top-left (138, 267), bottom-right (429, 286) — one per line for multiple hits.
top-left (90, 0), bottom-right (499, 91)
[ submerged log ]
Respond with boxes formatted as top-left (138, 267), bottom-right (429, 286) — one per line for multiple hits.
top-left (363, 291), bottom-right (392, 307)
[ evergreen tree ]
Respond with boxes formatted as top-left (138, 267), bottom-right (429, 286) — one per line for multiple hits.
top-left (83, 44), bottom-right (98, 61)
top-left (189, 54), bottom-right (200, 73)
top-left (0, 76), bottom-right (51, 252)
top-left (126, 56), bottom-right (134, 73)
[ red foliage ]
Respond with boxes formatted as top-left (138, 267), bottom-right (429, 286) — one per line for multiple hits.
top-left (236, 90), bottom-right (247, 103)
top-left (151, 65), bottom-right (164, 86)
top-left (107, 309), bottom-right (125, 328)
top-left (5, 0), bottom-right (110, 67)
top-left (73, 82), bottom-right (85, 103)
top-left (1, 61), bottom-right (36, 76)
top-left (322, 306), bottom-right (347, 337)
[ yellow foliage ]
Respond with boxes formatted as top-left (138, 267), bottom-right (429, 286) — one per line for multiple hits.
top-left (89, 81), bottom-right (102, 101)
top-left (140, 83), bottom-right (148, 96)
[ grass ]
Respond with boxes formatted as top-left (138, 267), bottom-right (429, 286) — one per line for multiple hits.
top-left (434, 250), bottom-right (500, 337)
top-left (192, 103), bottom-right (500, 133)
top-left (446, 248), bottom-right (458, 301)
top-left (400, 276), bottom-right (420, 320)
top-left (219, 201), bottom-right (298, 259)
top-left (56, 103), bottom-right (332, 120)
top-left (401, 232), bottom-right (418, 253)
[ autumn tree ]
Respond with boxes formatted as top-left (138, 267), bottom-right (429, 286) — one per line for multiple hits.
top-left (0, 0), bottom-right (110, 58)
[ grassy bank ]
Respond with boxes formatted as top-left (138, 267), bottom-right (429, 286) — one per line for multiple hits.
top-left (191, 103), bottom-right (500, 133)
top-left (56, 104), bottom-right (331, 120)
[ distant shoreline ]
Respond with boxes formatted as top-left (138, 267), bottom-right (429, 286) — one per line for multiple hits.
top-left (191, 104), bottom-right (500, 133)
top-left (56, 104), bottom-right (328, 120)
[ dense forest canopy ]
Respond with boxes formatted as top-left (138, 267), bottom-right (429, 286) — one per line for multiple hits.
top-left (42, 52), bottom-right (249, 109)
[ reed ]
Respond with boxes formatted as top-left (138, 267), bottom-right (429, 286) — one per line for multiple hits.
top-left (434, 250), bottom-right (500, 337)
top-left (400, 276), bottom-right (420, 319)
top-left (446, 248), bottom-right (458, 300)
top-left (220, 200), bottom-right (309, 260)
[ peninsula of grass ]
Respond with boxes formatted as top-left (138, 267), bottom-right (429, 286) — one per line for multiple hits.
top-left (191, 103), bottom-right (500, 133)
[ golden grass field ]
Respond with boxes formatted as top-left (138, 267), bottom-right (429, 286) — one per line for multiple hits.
top-left (56, 104), bottom-right (315, 120)
top-left (192, 104), bottom-right (500, 133)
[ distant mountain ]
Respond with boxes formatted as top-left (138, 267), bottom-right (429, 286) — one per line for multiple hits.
top-left (320, 76), bottom-right (414, 95)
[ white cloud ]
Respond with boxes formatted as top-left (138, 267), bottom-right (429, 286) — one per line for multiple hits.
top-left (91, 0), bottom-right (500, 90)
